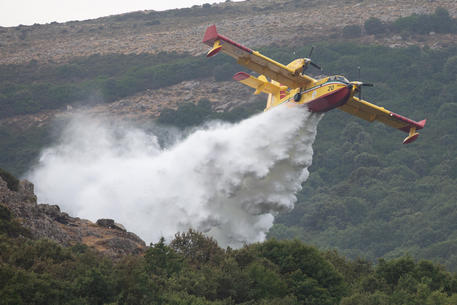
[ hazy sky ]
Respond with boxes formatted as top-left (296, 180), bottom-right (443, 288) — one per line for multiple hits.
top-left (0, 0), bottom-right (243, 27)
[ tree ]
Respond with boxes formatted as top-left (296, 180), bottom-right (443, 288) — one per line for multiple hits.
top-left (256, 240), bottom-right (348, 304)
top-left (0, 205), bottom-right (30, 238)
top-left (145, 237), bottom-right (183, 277)
top-left (343, 25), bottom-right (362, 38)
top-left (364, 17), bottom-right (388, 35)
top-left (0, 168), bottom-right (19, 191)
top-left (246, 259), bottom-right (287, 299)
top-left (170, 229), bottom-right (224, 267)
top-left (432, 7), bottom-right (455, 34)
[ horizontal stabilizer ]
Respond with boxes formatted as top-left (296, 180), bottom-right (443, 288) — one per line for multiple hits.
top-left (233, 72), bottom-right (288, 96)
top-left (206, 40), bottom-right (222, 57)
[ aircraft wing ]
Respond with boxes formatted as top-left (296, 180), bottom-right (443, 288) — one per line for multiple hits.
top-left (339, 96), bottom-right (426, 144)
top-left (203, 25), bottom-right (315, 88)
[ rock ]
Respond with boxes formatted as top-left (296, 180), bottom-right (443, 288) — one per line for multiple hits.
top-left (97, 218), bottom-right (128, 232)
top-left (39, 204), bottom-right (70, 224)
top-left (0, 176), bottom-right (146, 258)
top-left (182, 80), bottom-right (200, 90)
top-left (95, 237), bottom-right (144, 256)
top-left (96, 218), bottom-right (115, 228)
top-left (18, 179), bottom-right (37, 203)
top-left (113, 222), bottom-right (127, 232)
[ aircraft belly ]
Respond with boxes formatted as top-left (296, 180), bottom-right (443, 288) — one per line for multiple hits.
top-left (304, 86), bottom-right (351, 113)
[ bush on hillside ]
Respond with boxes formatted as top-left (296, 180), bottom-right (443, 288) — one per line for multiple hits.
top-left (342, 25), bottom-right (362, 38)
top-left (0, 168), bottom-right (19, 192)
top-left (364, 17), bottom-right (388, 35)
top-left (392, 7), bottom-right (457, 35)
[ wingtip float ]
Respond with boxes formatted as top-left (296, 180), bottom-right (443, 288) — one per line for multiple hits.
top-left (203, 25), bottom-right (427, 144)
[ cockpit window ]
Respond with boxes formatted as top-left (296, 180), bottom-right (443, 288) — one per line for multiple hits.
top-left (328, 76), bottom-right (349, 83)
top-left (335, 76), bottom-right (349, 83)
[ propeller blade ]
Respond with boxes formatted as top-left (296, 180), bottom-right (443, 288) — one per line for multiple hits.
top-left (354, 67), bottom-right (373, 99)
top-left (310, 61), bottom-right (322, 71)
top-left (308, 46), bottom-right (314, 58)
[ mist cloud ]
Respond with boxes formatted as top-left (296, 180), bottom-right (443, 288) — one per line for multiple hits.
top-left (27, 105), bottom-right (321, 248)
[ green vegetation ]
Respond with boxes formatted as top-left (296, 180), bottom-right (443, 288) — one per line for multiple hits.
top-left (1, 206), bottom-right (457, 304)
top-left (342, 25), bottom-right (362, 38)
top-left (0, 123), bottom-right (52, 176)
top-left (392, 7), bottom-right (457, 35)
top-left (0, 168), bottom-right (19, 192)
top-left (0, 52), bottom-right (232, 118)
top-left (364, 8), bottom-right (457, 36)
top-left (0, 205), bottom-right (30, 238)
top-left (364, 17), bottom-right (389, 35)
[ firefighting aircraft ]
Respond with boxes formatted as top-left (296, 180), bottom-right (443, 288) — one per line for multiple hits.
top-left (203, 25), bottom-right (426, 144)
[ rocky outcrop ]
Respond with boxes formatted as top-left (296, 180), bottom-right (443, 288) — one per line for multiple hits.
top-left (96, 218), bottom-right (127, 232)
top-left (0, 176), bottom-right (146, 257)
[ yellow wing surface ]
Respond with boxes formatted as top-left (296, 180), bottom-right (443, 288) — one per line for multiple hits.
top-left (339, 96), bottom-right (426, 144)
top-left (203, 25), bottom-right (315, 89)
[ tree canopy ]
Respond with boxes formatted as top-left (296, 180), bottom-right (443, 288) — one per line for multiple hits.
top-left (1, 205), bottom-right (456, 304)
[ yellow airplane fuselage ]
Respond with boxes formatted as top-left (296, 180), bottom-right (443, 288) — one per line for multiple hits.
top-left (267, 75), bottom-right (354, 113)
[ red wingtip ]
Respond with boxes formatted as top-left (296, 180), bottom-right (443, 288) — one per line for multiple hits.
top-left (233, 72), bottom-right (250, 81)
top-left (203, 25), bottom-right (219, 45)
top-left (418, 119), bottom-right (427, 128)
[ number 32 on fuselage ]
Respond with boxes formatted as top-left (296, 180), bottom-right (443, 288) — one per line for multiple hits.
top-left (203, 25), bottom-right (426, 144)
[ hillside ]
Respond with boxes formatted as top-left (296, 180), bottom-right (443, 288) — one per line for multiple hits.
top-left (0, 0), bottom-right (457, 280)
top-left (0, 0), bottom-right (456, 132)
top-left (1, 0), bottom-right (456, 65)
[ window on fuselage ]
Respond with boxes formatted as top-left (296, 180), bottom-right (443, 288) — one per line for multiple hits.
top-left (335, 76), bottom-right (349, 83)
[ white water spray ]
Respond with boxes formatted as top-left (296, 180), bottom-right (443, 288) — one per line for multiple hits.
top-left (27, 105), bottom-right (321, 248)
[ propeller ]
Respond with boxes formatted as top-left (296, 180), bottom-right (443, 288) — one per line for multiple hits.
top-left (352, 66), bottom-right (373, 100)
top-left (309, 60), bottom-right (322, 71)
top-left (302, 46), bottom-right (322, 74)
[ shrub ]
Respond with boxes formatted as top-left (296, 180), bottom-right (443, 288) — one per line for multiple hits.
top-left (342, 25), bottom-right (362, 38)
top-left (364, 17), bottom-right (388, 35)
top-left (392, 8), bottom-right (457, 35)
top-left (0, 205), bottom-right (30, 237)
top-left (0, 168), bottom-right (19, 192)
